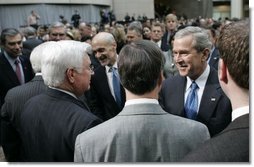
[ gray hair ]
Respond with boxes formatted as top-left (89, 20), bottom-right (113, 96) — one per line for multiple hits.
top-left (0, 28), bottom-right (22, 45)
top-left (23, 26), bottom-right (37, 38)
top-left (49, 21), bottom-right (66, 34)
top-left (127, 21), bottom-right (143, 36)
top-left (42, 40), bottom-right (89, 87)
top-left (30, 41), bottom-right (57, 73)
top-left (174, 26), bottom-right (212, 52)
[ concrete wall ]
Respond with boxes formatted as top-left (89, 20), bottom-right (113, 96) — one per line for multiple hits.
top-left (0, 0), bottom-right (112, 5)
top-left (112, 0), bottom-right (154, 21)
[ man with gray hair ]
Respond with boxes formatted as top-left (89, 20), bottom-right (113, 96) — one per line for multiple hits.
top-left (19, 40), bottom-right (102, 161)
top-left (126, 21), bottom-right (143, 43)
top-left (88, 32), bottom-right (126, 121)
top-left (48, 21), bottom-right (66, 41)
top-left (159, 26), bottom-right (232, 137)
top-left (22, 26), bottom-right (43, 57)
top-left (182, 19), bottom-right (249, 162)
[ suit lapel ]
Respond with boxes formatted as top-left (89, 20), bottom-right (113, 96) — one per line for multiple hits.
top-left (197, 68), bottom-right (221, 123)
top-left (175, 76), bottom-right (186, 116)
top-left (95, 66), bottom-right (125, 109)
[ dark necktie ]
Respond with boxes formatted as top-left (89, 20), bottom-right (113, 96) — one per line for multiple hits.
top-left (184, 81), bottom-right (199, 120)
top-left (14, 59), bottom-right (22, 84)
top-left (111, 67), bottom-right (122, 107)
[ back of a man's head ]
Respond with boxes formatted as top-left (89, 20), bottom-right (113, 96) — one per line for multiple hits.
top-left (217, 19), bottom-right (249, 90)
top-left (30, 41), bottom-right (57, 73)
top-left (118, 40), bottom-right (165, 95)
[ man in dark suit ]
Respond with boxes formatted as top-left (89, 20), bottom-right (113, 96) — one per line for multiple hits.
top-left (19, 40), bottom-right (102, 162)
top-left (22, 26), bottom-right (43, 57)
top-left (88, 32), bottom-right (126, 121)
top-left (182, 19), bottom-right (249, 162)
top-left (0, 28), bottom-right (34, 106)
top-left (0, 42), bottom-right (56, 161)
top-left (159, 26), bottom-right (232, 137)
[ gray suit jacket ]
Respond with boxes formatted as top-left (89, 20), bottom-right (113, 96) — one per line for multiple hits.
top-left (74, 103), bottom-right (210, 162)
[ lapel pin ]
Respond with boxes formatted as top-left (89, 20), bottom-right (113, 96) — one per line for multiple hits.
top-left (211, 98), bottom-right (216, 101)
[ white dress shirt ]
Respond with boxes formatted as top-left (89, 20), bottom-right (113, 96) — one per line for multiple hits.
top-left (185, 65), bottom-right (210, 113)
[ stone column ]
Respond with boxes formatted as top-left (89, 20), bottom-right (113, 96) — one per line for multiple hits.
top-left (231, 0), bottom-right (243, 19)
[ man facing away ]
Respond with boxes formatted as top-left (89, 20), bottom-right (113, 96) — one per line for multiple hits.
top-left (182, 19), bottom-right (249, 162)
top-left (74, 40), bottom-right (210, 162)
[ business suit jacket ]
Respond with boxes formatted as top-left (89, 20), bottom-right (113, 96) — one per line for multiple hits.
top-left (159, 67), bottom-right (232, 137)
top-left (0, 49), bottom-right (34, 106)
top-left (87, 66), bottom-right (126, 121)
top-left (208, 47), bottom-right (219, 70)
top-left (74, 103), bottom-right (210, 162)
top-left (161, 31), bottom-right (171, 52)
top-left (19, 88), bottom-right (102, 162)
top-left (181, 114), bottom-right (249, 162)
top-left (0, 75), bottom-right (47, 161)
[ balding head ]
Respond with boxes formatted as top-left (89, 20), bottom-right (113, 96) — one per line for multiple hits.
top-left (91, 32), bottom-right (117, 66)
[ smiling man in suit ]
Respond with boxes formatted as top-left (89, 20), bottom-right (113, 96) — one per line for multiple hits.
top-left (159, 26), bottom-right (232, 137)
top-left (88, 32), bottom-right (126, 121)
top-left (182, 19), bottom-right (249, 162)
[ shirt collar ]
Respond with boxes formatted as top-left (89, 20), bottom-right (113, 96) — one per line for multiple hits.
top-left (48, 86), bottom-right (78, 99)
top-left (106, 60), bottom-right (118, 73)
top-left (186, 65), bottom-right (210, 90)
top-left (232, 106), bottom-right (249, 121)
top-left (125, 98), bottom-right (159, 106)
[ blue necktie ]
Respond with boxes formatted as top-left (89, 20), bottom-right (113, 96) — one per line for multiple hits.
top-left (184, 81), bottom-right (199, 120)
top-left (112, 67), bottom-right (122, 107)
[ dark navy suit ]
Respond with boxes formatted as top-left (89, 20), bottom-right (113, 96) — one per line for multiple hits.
top-left (87, 66), bottom-right (126, 121)
top-left (19, 88), bottom-right (102, 162)
top-left (1, 75), bottom-right (46, 161)
top-left (0, 49), bottom-right (34, 106)
top-left (182, 114), bottom-right (249, 162)
top-left (159, 67), bottom-right (232, 136)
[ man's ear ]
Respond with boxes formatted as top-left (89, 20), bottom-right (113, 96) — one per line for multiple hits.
top-left (201, 48), bottom-right (210, 62)
top-left (158, 70), bottom-right (164, 87)
top-left (218, 59), bottom-right (228, 84)
top-left (66, 68), bottom-right (75, 84)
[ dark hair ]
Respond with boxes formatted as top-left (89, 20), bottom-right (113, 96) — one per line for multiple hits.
top-left (218, 20), bottom-right (249, 89)
top-left (1, 28), bottom-right (21, 45)
top-left (118, 40), bottom-right (165, 95)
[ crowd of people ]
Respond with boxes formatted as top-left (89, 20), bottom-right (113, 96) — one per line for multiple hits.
top-left (0, 11), bottom-right (249, 162)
